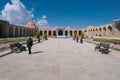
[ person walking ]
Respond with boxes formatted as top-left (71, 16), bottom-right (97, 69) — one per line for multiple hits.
top-left (26, 36), bottom-right (33, 55)
top-left (76, 34), bottom-right (79, 43)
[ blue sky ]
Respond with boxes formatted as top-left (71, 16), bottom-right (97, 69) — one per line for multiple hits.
top-left (0, 0), bottom-right (120, 28)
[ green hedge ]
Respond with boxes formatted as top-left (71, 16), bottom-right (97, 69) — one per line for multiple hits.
top-left (93, 38), bottom-right (120, 43)
top-left (0, 39), bottom-right (27, 43)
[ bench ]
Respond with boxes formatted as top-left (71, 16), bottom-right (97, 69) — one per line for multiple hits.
top-left (10, 43), bottom-right (19, 53)
top-left (95, 42), bottom-right (110, 54)
top-left (10, 43), bottom-right (26, 53)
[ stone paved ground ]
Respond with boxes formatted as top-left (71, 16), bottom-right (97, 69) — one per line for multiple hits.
top-left (0, 38), bottom-right (120, 80)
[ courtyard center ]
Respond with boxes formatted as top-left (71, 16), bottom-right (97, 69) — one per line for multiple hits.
top-left (0, 38), bottom-right (120, 80)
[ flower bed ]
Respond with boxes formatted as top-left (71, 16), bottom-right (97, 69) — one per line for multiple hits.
top-left (93, 38), bottom-right (120, 51)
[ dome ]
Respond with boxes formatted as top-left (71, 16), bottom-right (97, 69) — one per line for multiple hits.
top-left (25, 22), bottom-right (37, 28)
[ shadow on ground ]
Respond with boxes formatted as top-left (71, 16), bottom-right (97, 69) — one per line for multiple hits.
top-left (31, 51), bottom-right (44, 54)
top-left (0, 52), bottom-right (13, 58)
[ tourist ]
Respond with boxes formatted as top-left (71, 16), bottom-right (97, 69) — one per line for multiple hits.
top-left (26, 36), bottom-right (33, 55)
top-left (76, 34), bottom-right (79, 43)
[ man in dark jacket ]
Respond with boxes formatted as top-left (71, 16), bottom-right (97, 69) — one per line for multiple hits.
top-left (26, 36), bottom-right (33, 54)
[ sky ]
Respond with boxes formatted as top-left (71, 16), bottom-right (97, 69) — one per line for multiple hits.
top-left (0, 0), bottom-right (120, 28)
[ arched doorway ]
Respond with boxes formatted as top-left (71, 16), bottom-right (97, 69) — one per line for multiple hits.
top-left (40, 30), bottom-right (43, 36)
top-left (74, 30), bottom-right (77, 34)
top-left (0, 25), bottom-right (3, 38)
top-left (53, 31), bottom-right (56, 36)
top-left (20, 28), bottom-right (22, 37)
top-left (93, 29), bottom-right (95, 36)
top-left (58, 29), bottom-right (63, 36)
top-left (103, 27), bottom-right (106, 36)
top-left (49, 31), bottom-right (51, 36)
top-left (108, 26), bottom-right (112, 37)
top-left (96, 28), bottom-right (98, 36)
top-left (70, 30), bottom-right (72, 36)
top-left (79, 30), bottom-right (81, 35)
top-left (44, 30), bottom-right (47, 35)
top-left (15, 27), bottom-right (18, 37)
top-left (65, 31), bottom-right (68, 36)
top-left (9, 26), bottom-right (13, 37)
top-left (99, 28), bottom-right (102, 36)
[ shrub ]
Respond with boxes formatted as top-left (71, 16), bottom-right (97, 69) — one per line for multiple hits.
top-left (80, 31), bottom-right (84, 39)
top-left (35, 31), bottom-right (40, 39)
top-left (93, 38), bottom-right (120, 43)
top-left (73, 32), bottom-right (77, 38)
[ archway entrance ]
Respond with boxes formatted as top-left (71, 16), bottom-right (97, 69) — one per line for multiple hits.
top-left (58, 29), bottom-right (63, 36)
top-left (49, 31), bottom-right (51, 36)
top-left (0, 25), bottom-right (3, 38)
top-left (70, 30), bottom-right (72, 36)
top-left (53, 31), bottom-right (56, 36)
top-left (65, 31), bottom-right (68, 36)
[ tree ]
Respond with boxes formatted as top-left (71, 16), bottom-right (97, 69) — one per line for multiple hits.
top-left (80, 31), bottom-right (84, 39)
top-left (44, 32), bottom-right (48, 40)
top-left (80, 31), bottom-right (84, 43)
top-left (73, 32), bottom-right (77, 40)
top-left (35, 31), bottom-right (40, 43)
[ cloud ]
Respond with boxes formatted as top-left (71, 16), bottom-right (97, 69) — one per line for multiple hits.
top-left (0, 0), bottom-right (34, 26)
top-left (36, 15), bottom-right (49, 28)
top-left (42, 15), bottom-right (47, 19)
top-left (67, 26), bottom-right (71, 28)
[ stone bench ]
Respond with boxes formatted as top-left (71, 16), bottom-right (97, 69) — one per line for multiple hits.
top-left (95, 42), bottom-right (110, 54)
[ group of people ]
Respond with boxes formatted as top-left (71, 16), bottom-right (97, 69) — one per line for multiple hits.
top-left (18, 34), bottom-right (49, 55)
top-left (74, 34), bottom-right (83, 43)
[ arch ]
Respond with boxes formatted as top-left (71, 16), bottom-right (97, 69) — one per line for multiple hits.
top-left (96, 28), bottom-right (98, 36)
top-left (79, 30), bottom-right (81, 35)
top-left (32, 29), bottom-right (35, 36)
top-left (25, 28), bottom-right (27, 36)
top-left (29, 29), bottom-right (32, 36)
top-left (40, 30), bottom-right (43, 36)
top-left (53, 31), bottom-right (56, 36)
top-left (23, 28), bottom-right (26, 36)
top-left (74, 30), bottom-right (77, 34)
top-left (20, 28), bottom-right (22, 37)
top-left (70, 30), bottom-right (73, 36)
top-left (65, 30), bottom-right (68, 36)
top-left (99, 28), bottom-right (102, 36)
top-left (48, 30), bottom-right (52, 36)
top-left (93, 29), bottom-right (95, 36)
top-left (44, 30), bottom-right (47, 35)
top-left (31, 29), bottom-right (33, 36)
top-left (103, 27), bottom-right (106, 36)
top-left (84, 30), bottom-right (87, 32)
top-left (15, 27), bottom-right (18, 37)
top-left (108, 26), bottom-right (112, 31)
top-left (0, 25), bottom-right (4, 37)
top-left (9, 26), bottom-right (14, 37)
top-left (27, 28), bottom-right (29, 36)
top-left (58, 29), bottom-right (63, 35)
top-left (108, 26), bottom-right (112, 37)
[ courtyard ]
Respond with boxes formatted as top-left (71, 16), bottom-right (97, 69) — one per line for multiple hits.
top-left (0, 38), bottom-right (120, 80)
